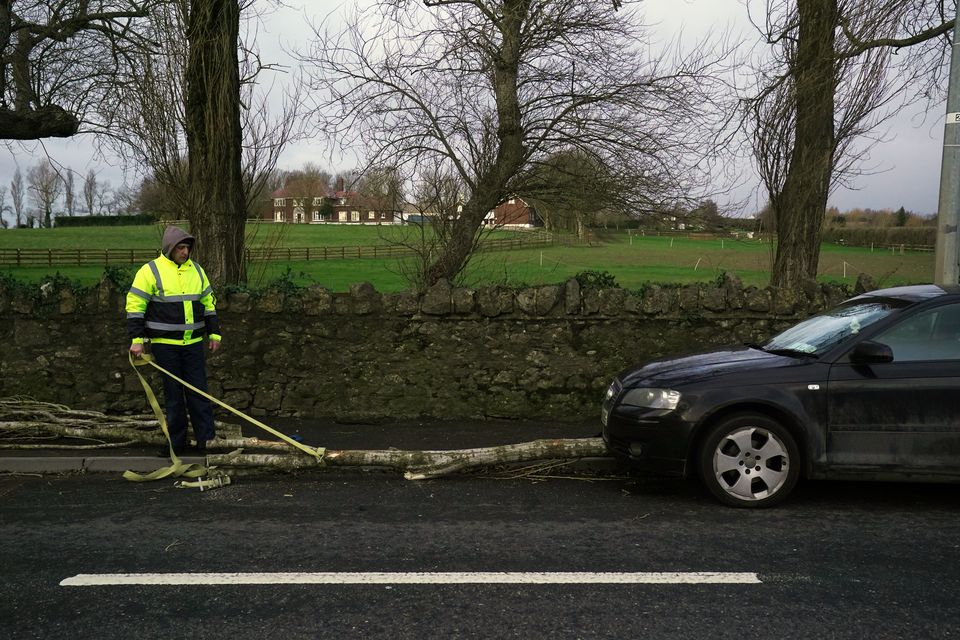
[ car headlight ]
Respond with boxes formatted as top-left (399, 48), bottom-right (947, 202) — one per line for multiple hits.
top-left (619, 388), bottom-right (680, 410)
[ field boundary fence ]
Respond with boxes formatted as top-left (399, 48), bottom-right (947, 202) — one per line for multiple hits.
top-left (0, 248), bottom-right (159, 267)
top-left (0, 232), bottom-right (572, 267)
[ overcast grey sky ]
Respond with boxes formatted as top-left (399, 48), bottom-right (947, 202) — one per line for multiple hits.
top-left (0, 0), bottom-right (948, 225)
top-left (643, 0), bottom-right (948, 216)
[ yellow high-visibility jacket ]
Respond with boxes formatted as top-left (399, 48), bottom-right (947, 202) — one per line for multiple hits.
top-left (126, 253), bottom-right (221, 346)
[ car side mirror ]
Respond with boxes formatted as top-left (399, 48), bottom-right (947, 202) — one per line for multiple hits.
top-left (849, 340), bottom-right (894, 364)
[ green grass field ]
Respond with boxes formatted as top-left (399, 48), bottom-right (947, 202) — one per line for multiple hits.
top-left (0, 224), bottom-right (935, 292)
top-left (458, 232), bottom-right (932, 291)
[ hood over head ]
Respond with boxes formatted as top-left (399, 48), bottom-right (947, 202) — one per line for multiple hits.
top-left (161, 225), bottom-right (195, 260)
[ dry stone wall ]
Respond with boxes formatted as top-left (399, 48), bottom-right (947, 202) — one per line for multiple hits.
top-left (0, 274), bottom-right (852, 423)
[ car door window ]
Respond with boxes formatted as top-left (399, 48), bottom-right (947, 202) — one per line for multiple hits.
top-left (873, 303), bottom-right (960, 361)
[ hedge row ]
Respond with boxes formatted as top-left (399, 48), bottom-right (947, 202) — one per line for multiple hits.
top-left (54, 214), bottom-right (159, 228)
top-left (821, 226), bottom-right (936, 248)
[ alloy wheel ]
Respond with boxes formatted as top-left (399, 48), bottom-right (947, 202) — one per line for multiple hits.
top-left (711, 426), bottom-right (791, 502)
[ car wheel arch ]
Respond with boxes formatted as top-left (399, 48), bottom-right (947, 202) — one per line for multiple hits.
top-left (687, 404), bottom-right (810, 480)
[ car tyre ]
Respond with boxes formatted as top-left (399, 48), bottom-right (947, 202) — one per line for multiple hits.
top-left (698, 413), bottom-right (800, 508)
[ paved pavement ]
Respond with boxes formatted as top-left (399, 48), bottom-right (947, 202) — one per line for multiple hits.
top-left (0, 416), bottom-right (620, 475)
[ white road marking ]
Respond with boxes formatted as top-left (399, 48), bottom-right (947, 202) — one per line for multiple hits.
top-left (60, 571), bottom-right (761, 586)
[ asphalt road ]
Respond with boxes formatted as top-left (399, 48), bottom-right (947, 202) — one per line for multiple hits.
top-left (1, 471), bottom-right (958, 639)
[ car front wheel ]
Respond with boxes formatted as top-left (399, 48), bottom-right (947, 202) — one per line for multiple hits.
top-left (697, 414), bottom-right (800, 508)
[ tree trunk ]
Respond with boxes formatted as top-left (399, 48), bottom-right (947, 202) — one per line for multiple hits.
top-left (770, 0), bottom-right (837, 290)
top-left (425, 199), bottom-right (494, 285)
top-left (576, 214), bottom-right (587, 241)
top-left (208, 438), bottom-right (608, 480)
top-left (424, 0), bottom-right (527, 286)
top-left (184, 0), bottom-right (247, 285)
top-left (0, 106), bottom-right (78, 139)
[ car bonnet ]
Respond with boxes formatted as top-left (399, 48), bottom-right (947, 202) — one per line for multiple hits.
top-left (618, 346), bottom-right (799, 389)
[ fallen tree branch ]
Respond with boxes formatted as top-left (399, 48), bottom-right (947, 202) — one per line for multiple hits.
top-left (207, 438), bottom-right (608, 479)
top-left (0, 440), bottom-right (140, 450)
top-left (0, 397), bottom-right (243, 448)
top-left (0, 397), bottom-right (612, 481)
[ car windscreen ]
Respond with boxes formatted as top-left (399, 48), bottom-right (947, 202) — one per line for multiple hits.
top-left (761, 298), bottom-right (910, 356)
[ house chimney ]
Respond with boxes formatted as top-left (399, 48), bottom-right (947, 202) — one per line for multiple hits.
top-left (335, 176), bottom-right (345, 192)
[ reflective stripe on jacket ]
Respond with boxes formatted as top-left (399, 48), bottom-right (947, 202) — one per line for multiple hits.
top-left (126, 253), bottom-right (221, 346)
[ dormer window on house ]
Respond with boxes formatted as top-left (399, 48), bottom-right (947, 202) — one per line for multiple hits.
top-left (274, 198), bottom-right (286, 206)
top-left (313, 197), bottom-right (323, 206)
top-left (340, 198), bottom-right (347, 205)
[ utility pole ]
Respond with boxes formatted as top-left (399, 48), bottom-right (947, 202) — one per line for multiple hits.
top-left (935, 17), bottom-right (960, 285)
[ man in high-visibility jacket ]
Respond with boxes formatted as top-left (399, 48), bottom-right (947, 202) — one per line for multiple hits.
top-left (126, 225), bottom-right (222, 458)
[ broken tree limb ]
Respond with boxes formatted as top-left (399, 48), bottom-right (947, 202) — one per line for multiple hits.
top-left (0, 439), bottom-right (141, 450)
top-left (0, 420), bottom-right (251, 448)
top-left (207, 437), bottom-right (608, 480)
top-left (0, 397), bottom-right (612, 480)
top-left (0, 397), bottom-right (243, 448)
top-left (0, 420), bottom-right (163, 444)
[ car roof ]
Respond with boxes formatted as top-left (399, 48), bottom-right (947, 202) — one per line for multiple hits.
top-left (850, 283), bottom-right (960, 303)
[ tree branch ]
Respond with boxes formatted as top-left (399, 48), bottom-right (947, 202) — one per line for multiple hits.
top-left (0, 104), bottom-right (78, 138)
top-left (839, 16), bottom-right (954, 59)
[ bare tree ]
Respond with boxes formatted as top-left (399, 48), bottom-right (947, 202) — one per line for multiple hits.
top-left (104, 0), bottom-right (308, 284)
top-left (26, 160), bottom-right (62, 227)
top-left (395, 162), bottom-right (476, 291)
top-left (279, 163), bottom-right (333, 197)
top-left (10, 167), bottom-right (24, 226)
top-left (63, 169), bottom-right (75, 217)
top-left (0, 1), bottom-right (158, 140)
top-left (240, 67), bottom-right (309, 230)
top-left (524, 149), bottom-right (612, 239)
top-left (356, 166), bottom-right (405, 213)
top-left (111, 183), bottom-right (138, 215)
top-left (746, 0), bottom-right (954, 289)
top-left (333, 168), bottom-right (361, 192)
top-left (96, 180), bottom-right (113, 215)
top-left (299, 162), bottom-right (333, 184)
top-left (103, 3), bottom-right (189, 209)
top-left (302, 0), bottom-right (731, 286)
top-left (0, 185), bottom-right (10, 228)
top-left (135, 173), bottom-right (180, 219)
top-left (83, 169), bottom-right (98, 216)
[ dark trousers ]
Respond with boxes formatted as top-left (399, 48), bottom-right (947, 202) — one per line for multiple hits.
top-left (151, 341), bottom-right (215, 451)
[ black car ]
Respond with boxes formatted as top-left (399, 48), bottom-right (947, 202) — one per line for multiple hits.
top-left (601, 284), bottom-right (960, 508)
